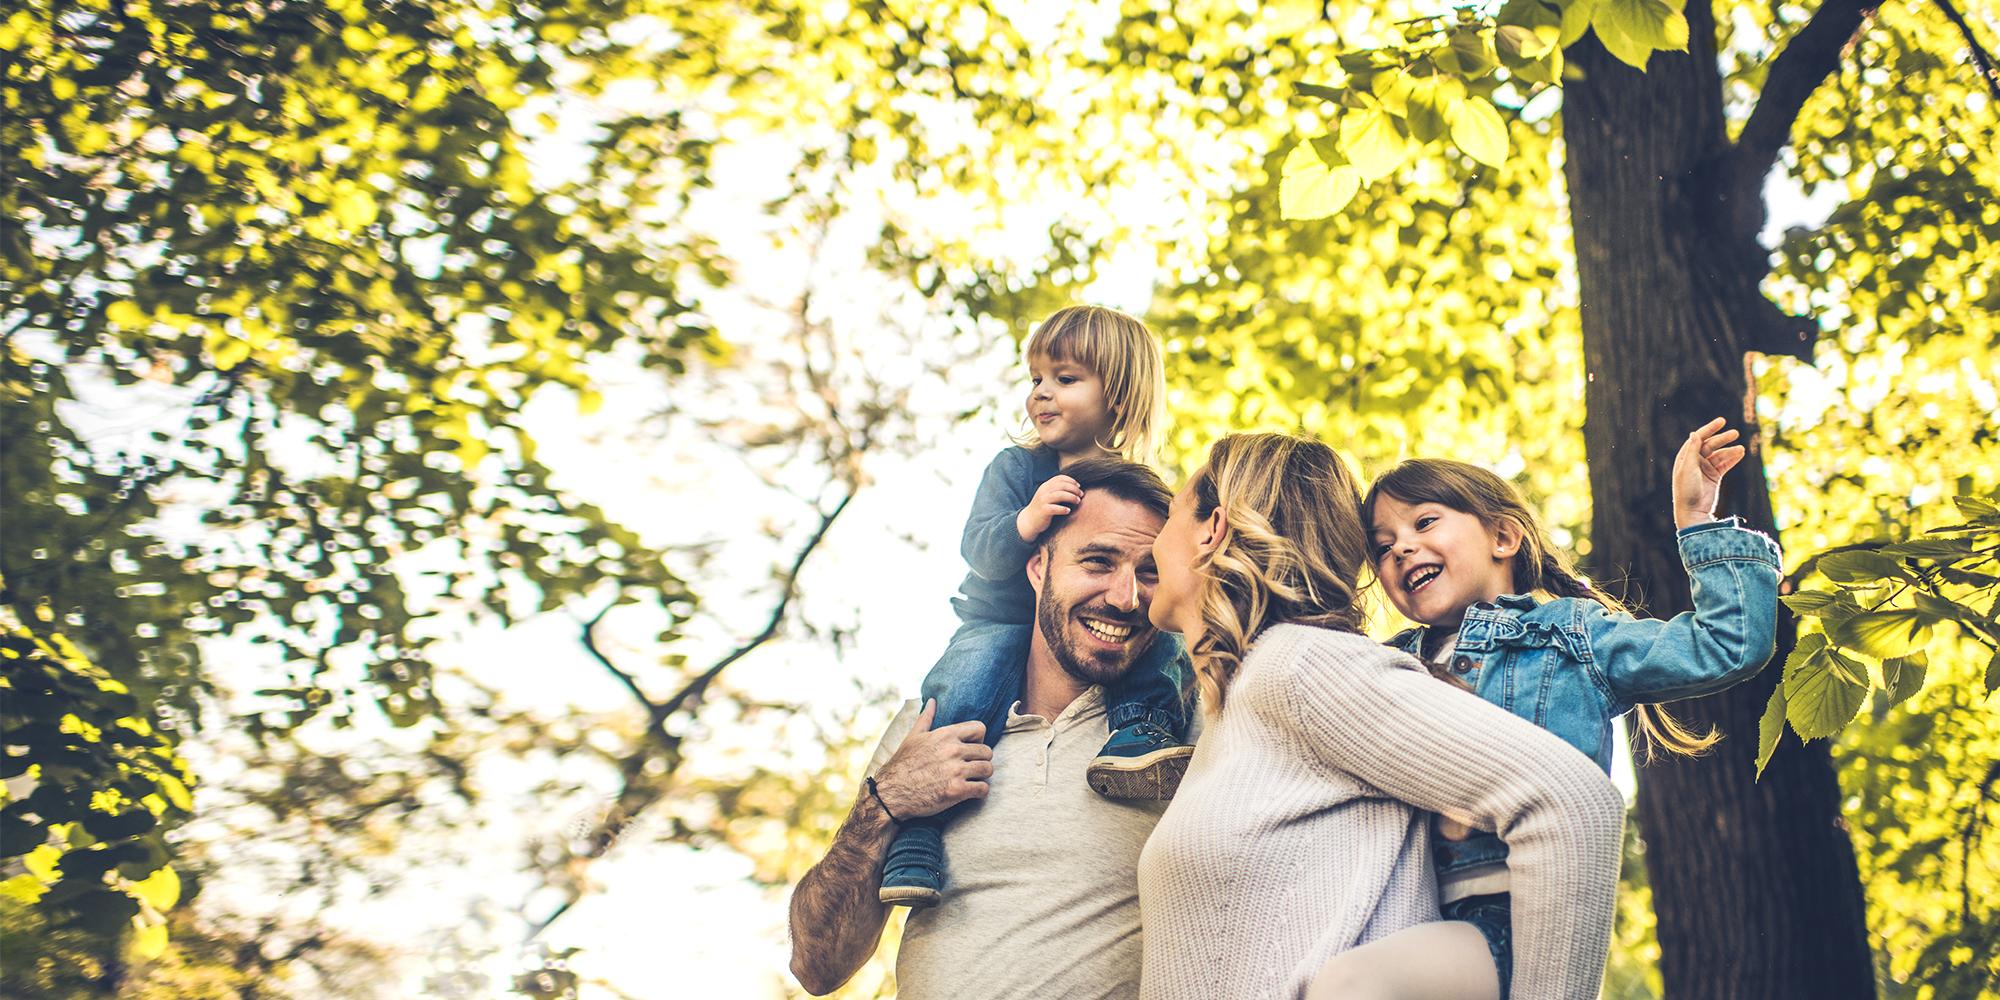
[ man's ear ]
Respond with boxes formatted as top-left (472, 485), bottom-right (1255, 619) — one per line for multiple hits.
top-left (1027, 545), bottom-right (1048, 591)
top-left (1492, 521), bottom-right (1524, 560)
top-left (1197, 506), bottom-right (1229, 555)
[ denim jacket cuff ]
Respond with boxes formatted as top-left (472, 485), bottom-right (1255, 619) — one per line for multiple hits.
top-left (1676, 516), bottom-right (1782, 569)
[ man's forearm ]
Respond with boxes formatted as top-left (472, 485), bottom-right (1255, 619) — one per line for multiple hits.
top-left (789, 791), bottom-right (897, 995)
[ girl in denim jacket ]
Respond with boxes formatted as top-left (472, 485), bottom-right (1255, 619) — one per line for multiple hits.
top-left (876, 305), bottom-right (1194, 909)
top-left (1307, 419), bottom-right (1781, 1000)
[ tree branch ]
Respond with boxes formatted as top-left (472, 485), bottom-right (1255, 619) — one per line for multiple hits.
top-left (656, 489), bottom-right (856, 723)
top-left (1935, 0), bottom-right (2000, 104)
top-left (1734, 0), bottom-right (1884, 190)
top-left (579, 603), bottom-right (668, 728)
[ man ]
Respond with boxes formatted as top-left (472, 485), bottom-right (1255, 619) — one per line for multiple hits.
top-left (788, 458), bottom-right (1182, 998)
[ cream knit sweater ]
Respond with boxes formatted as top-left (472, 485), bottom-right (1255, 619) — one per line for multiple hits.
top-left (1137, 624), bottom-right (1625, 1000)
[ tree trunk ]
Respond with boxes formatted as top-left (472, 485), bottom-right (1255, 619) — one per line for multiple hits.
top-left (1560, 6), bottom-right (1875, 997)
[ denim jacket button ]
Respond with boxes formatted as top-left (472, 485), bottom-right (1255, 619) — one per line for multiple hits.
top-left (1451, 655), bottom-right (1475, 674)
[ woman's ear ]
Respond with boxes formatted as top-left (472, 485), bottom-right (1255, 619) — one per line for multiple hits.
top-left (1197, 506), bottom-right (1229, 555)
top-left (1492, 521), bottom-right (1524, 560)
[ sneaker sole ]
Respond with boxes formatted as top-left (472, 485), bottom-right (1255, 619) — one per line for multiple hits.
top-left (1087, 745), bottom-right (1195, 800)
top-left (878, 885), bottom-right (942, 908)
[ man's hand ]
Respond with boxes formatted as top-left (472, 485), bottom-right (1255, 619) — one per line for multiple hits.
top-left (870, 700), bottom-right (994, 821)
top-left (1016, 475), bottom-right (1082, 544)
top-left (1671, 418), bottom-right (1746, 531)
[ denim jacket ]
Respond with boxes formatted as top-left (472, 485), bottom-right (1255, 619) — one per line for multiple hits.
top-left (1387, 517), bottom-right (1782, 879)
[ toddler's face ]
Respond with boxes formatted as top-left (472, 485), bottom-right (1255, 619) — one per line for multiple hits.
top-left (1368, 496), bottom-right (1518, 633)
top-left (1025, 355), bottom-right (1113, 455)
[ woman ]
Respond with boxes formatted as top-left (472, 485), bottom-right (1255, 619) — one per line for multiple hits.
top-left (1136, 433), bottom-right (1624, 1000)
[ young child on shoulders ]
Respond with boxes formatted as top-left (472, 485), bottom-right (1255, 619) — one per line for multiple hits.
top-left (877, 305), bottom-right (1194, 908)
top-left (1308, 419), bottom-right (1782, 1000)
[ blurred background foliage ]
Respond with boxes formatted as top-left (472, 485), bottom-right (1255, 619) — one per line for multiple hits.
top-left (1, 0), bottom-right (1994, 996)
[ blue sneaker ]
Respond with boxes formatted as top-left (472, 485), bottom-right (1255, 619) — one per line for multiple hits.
top-left (878, 821), bottom-right (944, 907)
top-left (1087, 719), bottom-right (1194, 799)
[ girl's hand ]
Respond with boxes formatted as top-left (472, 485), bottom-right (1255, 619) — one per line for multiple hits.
top-left (1672, 418), bottom-right (1747, 530)
top-left (1016, 475), bottom-right (1083, 543)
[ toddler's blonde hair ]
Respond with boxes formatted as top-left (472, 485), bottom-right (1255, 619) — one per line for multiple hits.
top-left (1022, 305), bottom-right (1166, 464)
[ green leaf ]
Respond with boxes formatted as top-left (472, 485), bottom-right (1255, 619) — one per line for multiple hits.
top-left (0, 874), bottom-right (48, 904)
top-left (1338, 104), bottom-right (1410, 182)
top-left (1881, 653), bottom-right (1926, 706)
top-left (1783, 634), bottom-right (1867, 740)
top-left (1560, 0), bottom-right (1596, 46)
top-left (1371, 69), bottom-right (1414, 115)
top-left (1297, 81), bottom-right (1344, 102)
top-left (1954, 495), bottom-right (2000, 522)
top-left (128, 865), bottom-right (181, 911)
top-left (1830, 609), bottom-right (1934, 660)
top-left (1279, 141), bottom-right (1362, 220)
top-left (1495, 24), bottom-right (1555, 60)
top-left (130, 919), bottom-right (169, 959)
top-left (1754, 681), bottom-right (1785, 778)
top-left (1405, 75), bottom-right (1462, 144)
top-left (1817, 549), bottom-right (1906, 583)
top-left (1514, 45), bottom-right (1564, 85)
top-left (1591, 0), bottom-right (1686, 70)
top-left (1781, 590), bottom-right (1841, 615)
top-left (1445, 28), bottom-right (1499, 78)
top-left (106, 301), bottom-right (149, 328)
top-left (1987, 648), bottom-right (1999, 694)
top-left (1450, 96), bottom-right (1509, 167)
top-left (1879, 537), bottom-right (1974, 560)
top-left (1499, 0), bottom-right (1562, 30)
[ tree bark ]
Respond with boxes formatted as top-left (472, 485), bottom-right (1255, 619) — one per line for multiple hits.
top-left (1561, 5), bottom-right (1875, 997)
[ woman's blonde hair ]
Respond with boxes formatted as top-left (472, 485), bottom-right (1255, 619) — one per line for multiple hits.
top-left (1361, 458), bottom-right (1721, 758)
top-left (1184, 433), bottom-right (1370, 714)
top-left (1021, 305), bottom-right (1166, 463)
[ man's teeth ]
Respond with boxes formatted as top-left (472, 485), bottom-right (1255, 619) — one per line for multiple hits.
top-left (1082, 619), bottom-right (1133, 643)
top-left (1404, 566), bottom-right (1440, 592)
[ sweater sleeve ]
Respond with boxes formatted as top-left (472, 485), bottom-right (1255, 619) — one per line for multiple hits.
top-left (1288, 634), bottom-right (1625, 1000)
top-left (961, 448), bottom-right (1042, 582)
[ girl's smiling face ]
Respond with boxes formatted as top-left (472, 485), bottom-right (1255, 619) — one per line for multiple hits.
top-left (1025, 355), bottom-right (1114, 457)
top-left (1369, 495), bottom-right (1521, 632)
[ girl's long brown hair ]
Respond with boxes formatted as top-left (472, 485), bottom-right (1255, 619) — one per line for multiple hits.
top-left (1184, 433), bottom-right (1370, 713)
top-left (1362, 459), bottom-right (1720, 758)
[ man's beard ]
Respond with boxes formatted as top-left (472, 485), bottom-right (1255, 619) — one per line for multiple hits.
top-left (1036, 587), bottom-right (1151, 687)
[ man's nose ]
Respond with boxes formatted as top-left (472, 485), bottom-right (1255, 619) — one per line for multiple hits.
top-left (1106, 568), bottom-right (1141, 611)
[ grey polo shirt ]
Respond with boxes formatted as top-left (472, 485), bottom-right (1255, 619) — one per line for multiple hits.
top-left (864, 687), bottom-right (1172, 1000)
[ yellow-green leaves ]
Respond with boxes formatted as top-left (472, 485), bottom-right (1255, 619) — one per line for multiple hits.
top-left (1450, 96), bottom-right (1510, 168)
top-left (1279, 140), bottom-right (1361, 220)
top-left (128, 866), bottom-right (181, 911)
top-left (1783, 633), bottom-right (1869, 740)
top-left (1286, 0), bottom-right (1701, 193)
top-left (1339, 99), bottom-right (1411, 181)
top-left (1757, 493), bottom-right (2000, 777)
top-left (1404, 74), bottom-right (1461, 143)
top-left (1591, 0), bottom-right (1690, 70)
top-left (1831, 608), bottom-right (1934, 660)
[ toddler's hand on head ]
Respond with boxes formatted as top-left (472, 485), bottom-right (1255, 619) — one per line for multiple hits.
top-left (1016, 475), bottom-right (1084, 543)
top-left (1672, 418), bottom-right (1747, 530)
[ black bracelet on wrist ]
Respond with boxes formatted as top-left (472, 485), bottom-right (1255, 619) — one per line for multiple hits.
top-left (864, 776), bottom-right (903, 824)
